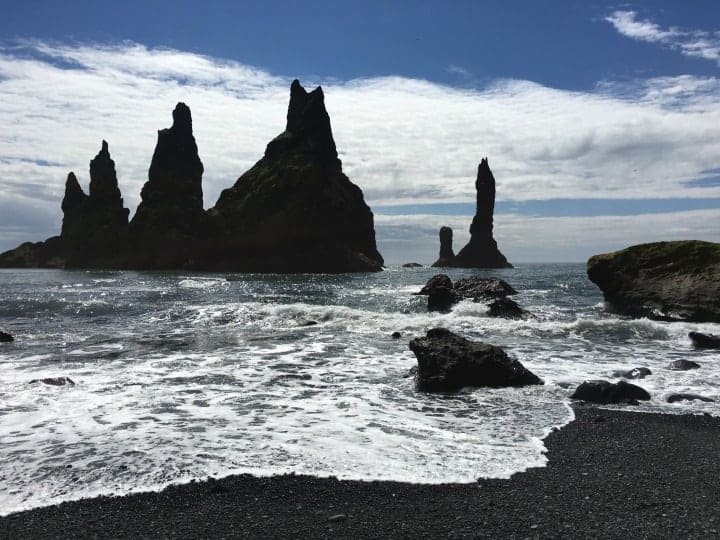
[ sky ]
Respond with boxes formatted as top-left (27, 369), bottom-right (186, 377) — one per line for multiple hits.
top-left (0, 1), bottom-right (719, 263)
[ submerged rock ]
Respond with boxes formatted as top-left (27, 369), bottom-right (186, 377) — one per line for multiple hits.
top-left (409, 328), bottom-right (542, 392)
top-left (452, 159), bottom-right (512, 269)
top-left (427, 286), bottom-right (458, 313)
top-left (689, 331), bottom-right (720, 349)
top-left (0, 331), bottom-right (13, 343)
top-left (402, 262), bottom-right (423, 268)
top-left (612, 367), bottom-right (652, 380)
top-left (487, 297), bottom-right (533, 320)
top-left (667, 393), bottom-right (715, 403)
top-left (668, 359), bottom-right (701, 371)
top-left (587, 241), bottom-right (720, 322)
top-left (30, 377), bottom-right (75, 386)
top-left (391, 331), bottom-right (402, 339)
top-left (570, 380), bottom-right (650, 404)
top-left (454, 276), bottom-right (517, 299)
top-left (431, 226), bottom-right (456, 267)
top-left (207, 79), bottom-right (383, 272)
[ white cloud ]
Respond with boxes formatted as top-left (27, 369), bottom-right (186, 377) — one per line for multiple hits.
top-left (606, 10), bottom-right (720, 65)
top-left (0, 41), bottom-right (719, 259)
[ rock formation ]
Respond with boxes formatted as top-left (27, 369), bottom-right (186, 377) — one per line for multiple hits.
top-left (130, 102), bottom-right (205, 266)
top-left (587, 241), bottom-right (720, 322)
top-left (611, 367), bottom-right (651, 380)
top-left (453, 159), bottom-right (512, 268)
top-left (415, 274), bottom-right (519, 312)
top-left (571, 380), bottom-right (650, 404)
top-left (431, 226), bottom-right (455, 267)
top-left (0, 81), bottom-right (384, 273)
top-left (205, 79), bottom-right (383, 272)
top-left (409, 328), bottom-right (542, 392)
top-left (689, 331), bottom-right (720, 349)
top-left (61, 141), bottom-right (130, 263)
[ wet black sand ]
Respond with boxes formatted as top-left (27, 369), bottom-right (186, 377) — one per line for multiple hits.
top-left (2, 405), bottom-right (720, 539)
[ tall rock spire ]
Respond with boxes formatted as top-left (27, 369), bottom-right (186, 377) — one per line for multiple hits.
top-left (210, 79), bottom-right (383, 272)
top-left (131, 102), bottom-right (205, 242)
top-left (453, 158), bottom-right (512, 268)
top-left (59, 141), bottom-right (129, 258)
top-left (264, 79), bottom-right (338, 163)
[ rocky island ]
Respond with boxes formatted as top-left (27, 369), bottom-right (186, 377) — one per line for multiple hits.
top-left (431, 159), bottom-right (512, 268)
top-left (0, 80), bottom-right (384, 273)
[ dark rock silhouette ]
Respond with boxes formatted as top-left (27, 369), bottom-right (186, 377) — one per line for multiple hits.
top-left (668, 359), bottom-right (700, 371)
top-left (29, 376), bottom-right (75, 386)
top-left (402, 262), bottom-right (423, 268)
top-left (487, 297), bottom-right (533, 320)
top-left (612, 367), bottom-right (652, 380)
top-left (60, 141), bottom-right (129, 263)
top-left (0, 81), bottom-right (384, 273)
top-left (409, 328), bottom-right (542, 392)
top-left (453, 159), bottom-right (512, 268)
top-left (689, 331), bottom-right (720, 349)
top-left (205, 79), bottom-right (383, 272)
top-left (130, 103), bottom-right (205, 266)
top-left (416, 274), bottom-right (519, 312)
top-left (432, 226), bottom-right (456, 267)
top-left (587, 241), bottom-right (720, 322)
top-left (0, 331), bottom-right (13, 343)
top-left (571, 380), bottom-right (650, 404)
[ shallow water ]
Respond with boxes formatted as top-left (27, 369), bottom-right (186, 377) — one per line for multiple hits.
top-left (1, 265), bottom-right (718, 515)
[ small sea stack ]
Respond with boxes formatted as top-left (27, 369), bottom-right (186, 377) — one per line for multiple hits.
top-left (431, 226), bottom-right (455, 267)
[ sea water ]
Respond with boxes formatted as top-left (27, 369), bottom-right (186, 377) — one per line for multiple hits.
top-left (1, 265), bottom-right (718, 515)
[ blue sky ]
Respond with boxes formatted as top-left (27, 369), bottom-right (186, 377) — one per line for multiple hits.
top-left (0, 1), bottom-right (719, 261)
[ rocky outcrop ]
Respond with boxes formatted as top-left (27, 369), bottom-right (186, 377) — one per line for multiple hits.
top-left (409, 328), bottom-right (542, 392)
top-left (432, 226), bottom-right (456, 267)
top-left (0, 81), bottom-right (384, 273)
top-left (402, 262), bottom-right (423, 268)
top-left (571, 380), bottom-right (651, 404)
top-left (587, 241), bottom-right (720, 323)
top-left (689, 331), bottom-right (720, 349)
top-left (129, 103), bottom-right (205, 266)
top-left (452, 160), bottom-right (512, 268)
top-left (416, 274), bottom-right (520, 312)
top-left (0, 331), bottom-right (13, 343)
top-left (668, 360), bottom-right (700, 371)
top-left (204, 80), bottom-right (383, 272)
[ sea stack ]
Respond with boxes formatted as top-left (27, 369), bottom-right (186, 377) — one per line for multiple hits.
top-left (432, 226), bottom-right (455, 267)
top-left (207, 79), bottom-right (384, 272)
top-left (60, 141), bottom-right (130, 262)
top-left (129, 103), bottom-right (205, 266)
top-left (453, 159), bottom-right (512, 268)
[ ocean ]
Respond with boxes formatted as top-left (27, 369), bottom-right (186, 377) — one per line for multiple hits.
top-left (1, 264), bottom-right (718, 515)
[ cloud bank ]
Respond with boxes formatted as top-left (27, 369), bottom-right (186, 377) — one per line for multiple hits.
top-left (606, 10), bottom-right (720, 65)
top-left (0, 41), bottom-right (719, 261)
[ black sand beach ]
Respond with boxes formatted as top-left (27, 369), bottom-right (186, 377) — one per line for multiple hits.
top-left (2, 405), bottom-right (720, 539)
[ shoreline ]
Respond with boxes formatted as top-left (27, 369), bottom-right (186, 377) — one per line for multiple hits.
top-left (2, 405), bottom-right (720, 539)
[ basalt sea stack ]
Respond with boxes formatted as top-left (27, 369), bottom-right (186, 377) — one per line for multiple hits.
top-left (204, 79), bottom-right (383, 272)
top-left (454, 159), bottom-right (512, 268)
top-left (129, 102), bottom-right (205, 267)
top-left (0, 80), bottom-right (384, 273)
